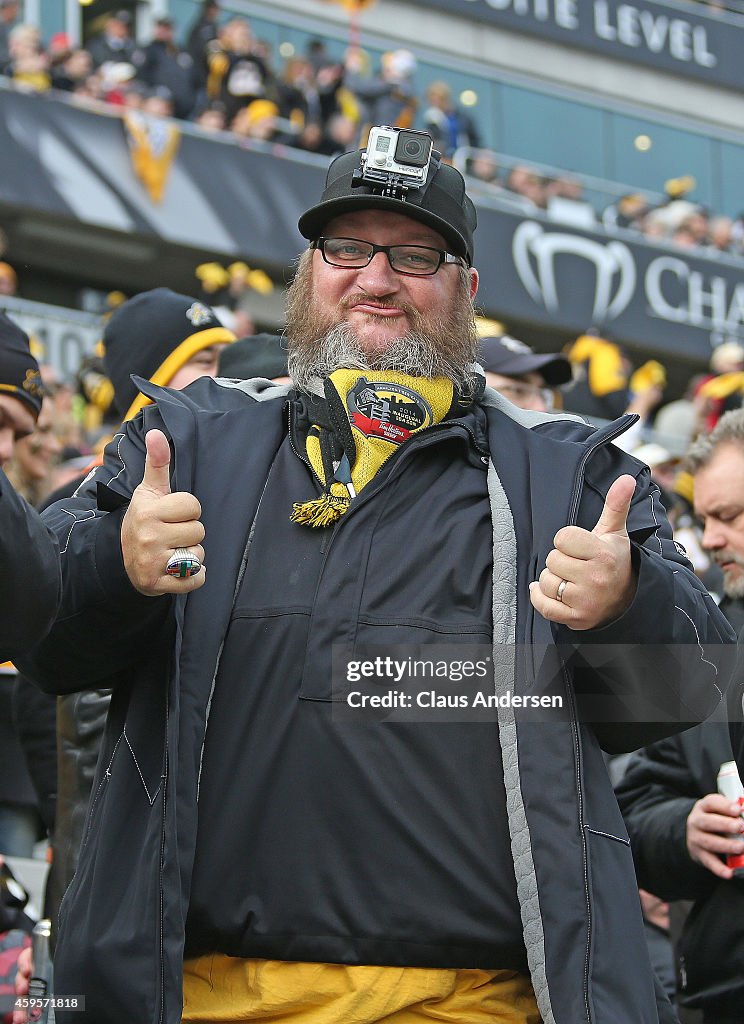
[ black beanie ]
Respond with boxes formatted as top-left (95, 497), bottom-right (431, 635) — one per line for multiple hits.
top-left (218, 334), bottom-right (288, 380)
top-left (0, 311), bottom-right (43, 419)
top-left (102, 287), bottom-right (236, 419)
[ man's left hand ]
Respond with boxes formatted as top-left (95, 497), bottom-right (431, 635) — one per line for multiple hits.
top-left (529, 474), bottom-right (637, 630)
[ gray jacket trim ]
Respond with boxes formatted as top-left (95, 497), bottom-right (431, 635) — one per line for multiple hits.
top-left (487, 461), bottom-right (555, 1024)
top-left (480, 384), bottom-right (588, 429)
top-left (214, 377), bottom-right (292, 401)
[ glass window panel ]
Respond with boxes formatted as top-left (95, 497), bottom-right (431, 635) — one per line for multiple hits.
top-left (500, 86), bottom-right (605, 178)
top-left (610, 114), bottom-right (713, 209)
top-left (717, 141), bottom-right (744, 219)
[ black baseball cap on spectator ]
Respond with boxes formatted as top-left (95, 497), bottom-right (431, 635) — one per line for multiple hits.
top-left (0, 311), bottom-right (43, 419)
top-left (479, 335), bottom-right (572, 387)
top-left (298, 143), bottom-right (477, 265)
top-left (102, 287), bottom-right (236, 421)
top-left (219, 334), bottom-right (288, 380)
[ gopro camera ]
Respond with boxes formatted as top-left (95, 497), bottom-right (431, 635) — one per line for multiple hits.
top-left (355, 126), bottom-right (434, 196)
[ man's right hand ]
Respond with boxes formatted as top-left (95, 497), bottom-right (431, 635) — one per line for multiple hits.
top-left (121, 429), bottom-right (206, 596)
top-left (686, 792), bottom-right (744, 879)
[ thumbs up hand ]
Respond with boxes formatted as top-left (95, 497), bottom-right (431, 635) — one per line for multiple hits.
top-left (121, 429), bottom-right (206, 596)
top-left (529, 474), bottom-right (637, 630)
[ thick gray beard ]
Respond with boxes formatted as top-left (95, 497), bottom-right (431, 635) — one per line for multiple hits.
top-left (724, 574), bottom-right (744, 600)
top-left (288, 320), bottom-right (478, 396)
top-left (717, 553), bottom-right (744, 599)
top-left (286, 251), bottom-right (479, 396)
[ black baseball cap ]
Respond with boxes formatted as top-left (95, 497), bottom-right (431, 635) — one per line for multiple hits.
top-left (219, 333), bottom-right (288, 380)
top-left (298, 143), bottom-right (477, 265)
top-left (479, 335), bottom-right (572, 387)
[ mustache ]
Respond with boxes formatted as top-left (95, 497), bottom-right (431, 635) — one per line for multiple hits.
top-left (713, 550), bottom-right (744, 569)
top-left (340, 293), bottom-right (416, 316)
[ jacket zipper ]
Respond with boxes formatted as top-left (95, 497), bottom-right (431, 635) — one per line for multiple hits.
top-left (196, 467), bottom-right (275, 801)
top-left (287, 402), bottom-right (317, 481)
top-left (564, 412), bottom-right (636, 1023)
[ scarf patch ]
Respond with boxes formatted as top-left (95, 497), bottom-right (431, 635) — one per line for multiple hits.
top-left (348, 378), bottom-right (434, 444)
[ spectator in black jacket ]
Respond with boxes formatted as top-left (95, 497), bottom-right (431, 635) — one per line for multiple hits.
top-left (85, 9), bottom-right (135, 70)
top-left (617, 409), bottom-right (744, 1024)
top-left (616, 714), bottom-right (744, 1024)
top-left (0, 313), bottom-right (58, 858)
top-left (185, 0), bottom-right (220, 90)
top-left (0, 312), bottom-right (58, 665)
top-left (132, 16), bottom-right (198, 121)
top-left (13, 133), bottom-right (733, 1024)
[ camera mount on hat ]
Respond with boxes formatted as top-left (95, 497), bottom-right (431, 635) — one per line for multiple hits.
top-left (297, 125), bottom-right (477, 264)
top-left (352, 126), bottom-right (435, 201)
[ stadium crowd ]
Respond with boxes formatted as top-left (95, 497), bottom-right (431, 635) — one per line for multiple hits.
top-left (1, 2), bottom-right (743, 260)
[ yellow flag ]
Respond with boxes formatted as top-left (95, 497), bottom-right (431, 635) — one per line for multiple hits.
top-left (123, 111), bottom-right (180, 205)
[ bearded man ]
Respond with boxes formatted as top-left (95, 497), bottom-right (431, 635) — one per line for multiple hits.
top-left (16, 134), bottom-right (734, 1024)
top-left (616, 408), bottom-right (744, 1024)
top-left (688, 411), bottom-right (744, 633)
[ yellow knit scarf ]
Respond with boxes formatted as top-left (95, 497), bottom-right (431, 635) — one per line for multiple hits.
top-left (290, 369), bottom-right (455, 528)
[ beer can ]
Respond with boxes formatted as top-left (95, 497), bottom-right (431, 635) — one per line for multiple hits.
top-left (717, 760), bottom-right (744, 875)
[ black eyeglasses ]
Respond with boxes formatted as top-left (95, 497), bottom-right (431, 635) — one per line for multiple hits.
top-left (312, 237), bottom-right (465, 277)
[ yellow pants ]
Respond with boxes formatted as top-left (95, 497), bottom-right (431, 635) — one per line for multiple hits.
top-left (182, 956), bottom-right (542, 1023)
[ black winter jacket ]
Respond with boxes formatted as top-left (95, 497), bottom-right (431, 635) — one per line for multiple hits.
top-left (18, 378), bottom-right (735, 1024)
top-left (616, 712), bottom-right (744, 1014)
top-left (0, 467), bottom-right (60, 661)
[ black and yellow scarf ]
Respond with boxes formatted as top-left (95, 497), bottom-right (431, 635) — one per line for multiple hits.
top-left (290, 369), bottom-right (467, 528)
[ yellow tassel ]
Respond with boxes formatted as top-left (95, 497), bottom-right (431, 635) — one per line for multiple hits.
top-left (290, 483), bottom-right (350, 528)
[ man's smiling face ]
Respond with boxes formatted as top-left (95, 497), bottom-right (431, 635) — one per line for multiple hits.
top-left (286, 209), bottom-right (480, 392)
top-left (306, 209), bottom-right (477, 357)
